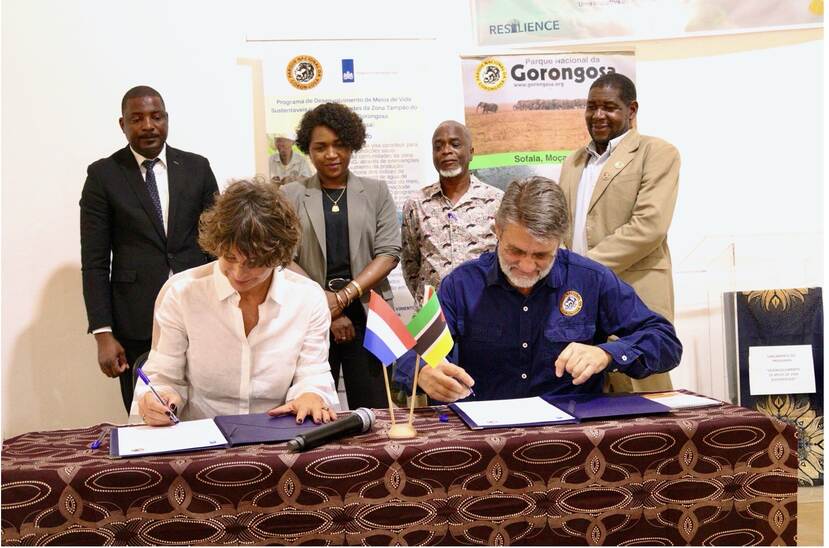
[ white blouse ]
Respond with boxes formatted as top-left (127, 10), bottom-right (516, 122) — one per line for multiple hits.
top-left (130, 262), bottom-right (337, 421)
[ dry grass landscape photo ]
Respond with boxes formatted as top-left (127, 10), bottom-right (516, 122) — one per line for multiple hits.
top-left (465, 105), bottom-right (589, 154)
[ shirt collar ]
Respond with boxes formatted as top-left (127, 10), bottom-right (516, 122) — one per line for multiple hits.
top-left (426, 174), bottom-right (487, 202)
top-left (586, 130), bottom-right (629, 161)
top-left (129, 144), bottom-right (167, 168)
top-left (211, 261), bottom-right (283, 304)
top-left (484, 248), bottom-right (563, 291)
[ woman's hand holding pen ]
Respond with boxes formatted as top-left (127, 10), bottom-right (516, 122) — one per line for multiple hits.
top-left (417, 360), bottom-right (475, 403)
top-left (138, 389), bottom-right (183, 427)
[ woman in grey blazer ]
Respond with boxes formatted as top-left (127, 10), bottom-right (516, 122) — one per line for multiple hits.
top-left (282, 103), bottom-right (401, 409)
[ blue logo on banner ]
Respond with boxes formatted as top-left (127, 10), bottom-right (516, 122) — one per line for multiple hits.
top-left (342, 59), bottom-right (354, 83)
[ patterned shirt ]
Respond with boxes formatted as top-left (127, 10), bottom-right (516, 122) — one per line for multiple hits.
top-left (401, 176), bottom-right (503, 302)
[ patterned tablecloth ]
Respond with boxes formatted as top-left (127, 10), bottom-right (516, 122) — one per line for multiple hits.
top-left (1, 401), bottom-right (797, 545)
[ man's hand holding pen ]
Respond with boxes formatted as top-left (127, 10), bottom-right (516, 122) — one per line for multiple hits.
top-left (417, 360), bottom-right (475, 403)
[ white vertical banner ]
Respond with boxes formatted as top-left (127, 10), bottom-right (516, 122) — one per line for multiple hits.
top-left (257, 41), bottom-right (453, 317)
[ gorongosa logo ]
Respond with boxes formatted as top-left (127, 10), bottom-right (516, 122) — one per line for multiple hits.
top-left (287, 55), bottom-right (323, 90)
top-left (475, 58), bottom-right (507, 91)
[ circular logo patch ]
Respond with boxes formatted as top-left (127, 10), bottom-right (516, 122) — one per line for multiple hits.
top-left (560, 290), bottom-right (583, 317)
top-left (475, 58), bottom-right (507, 91)
top-left (286, 55), bottom-right (322, 90)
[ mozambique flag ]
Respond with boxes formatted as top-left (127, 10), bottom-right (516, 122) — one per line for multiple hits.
top-left (406, 286), bottom-right (454, 368)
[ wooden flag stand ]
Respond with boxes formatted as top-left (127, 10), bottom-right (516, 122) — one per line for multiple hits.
top-left (381, 366), bottom-right (414, 438)
top-left (381, 347), bottom-right (418, 439)
top-left (387, 286), bottom-right (433, 440)
top-left (387, 354), bottom-right (420, 439)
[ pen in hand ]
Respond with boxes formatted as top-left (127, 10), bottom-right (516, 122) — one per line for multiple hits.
top-left (137, 369), bottom-right (180, 424)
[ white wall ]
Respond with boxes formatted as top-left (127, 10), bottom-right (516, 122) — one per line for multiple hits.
top-left (2, 0), bottom-right (822, 437)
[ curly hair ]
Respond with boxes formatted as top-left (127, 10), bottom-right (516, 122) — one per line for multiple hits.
top-left (295, 102), bottom-right (366, 154)
top-left (198, 178), bottom-right (300, 268)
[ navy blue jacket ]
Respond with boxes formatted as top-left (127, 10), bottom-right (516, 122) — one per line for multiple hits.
top-left (394, 249), bottom-right (682, 400)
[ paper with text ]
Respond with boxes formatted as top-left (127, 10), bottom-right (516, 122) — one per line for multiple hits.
top-left (114, 419), bottom-right (228, 457)
top-left (453, 396), bottom-right (574, 427)
top-left (749, 345), bottom-right (816, 395)
top-left (643, 392), bottom-right (721, 409)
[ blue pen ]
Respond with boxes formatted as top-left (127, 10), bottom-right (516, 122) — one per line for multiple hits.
top-left (88, 428), bottom-right (108, 449)
top-left (137, 369), bottom-right (180, 424)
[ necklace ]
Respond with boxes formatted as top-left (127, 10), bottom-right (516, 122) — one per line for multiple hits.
top-left (322, 187), bottom-right (346, 213)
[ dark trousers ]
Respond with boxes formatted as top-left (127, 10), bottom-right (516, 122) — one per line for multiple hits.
top-left (329, 303), bottom-right (388, 409)
top-left (118, 337), bottom-right (151, 413)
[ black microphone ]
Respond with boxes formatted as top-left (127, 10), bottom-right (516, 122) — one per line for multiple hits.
top-left (286, 407), bottom-right (375, 452)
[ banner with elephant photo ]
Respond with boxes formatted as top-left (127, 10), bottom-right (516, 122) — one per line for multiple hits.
top-left (461, 52), bottom-right (635, 188)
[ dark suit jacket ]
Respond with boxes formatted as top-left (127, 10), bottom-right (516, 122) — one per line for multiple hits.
top-left (80, 145), bottom-right (219, 340)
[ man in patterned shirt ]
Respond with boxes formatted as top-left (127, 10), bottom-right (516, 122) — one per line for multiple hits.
top-left (401, 120), bottom-right (503, 303)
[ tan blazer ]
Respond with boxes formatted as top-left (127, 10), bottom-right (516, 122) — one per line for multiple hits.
top-left (560, 129), bottom-right (680, 322)
top-left (282, 172), bottom-right (401, 304)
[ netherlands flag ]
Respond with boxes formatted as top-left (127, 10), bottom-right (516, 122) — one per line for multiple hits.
top-left (363, 290), bottom-right (416, 366)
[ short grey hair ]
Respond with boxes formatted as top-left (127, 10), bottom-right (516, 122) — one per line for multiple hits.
top-left (495, 177), bottom-right (569, 241)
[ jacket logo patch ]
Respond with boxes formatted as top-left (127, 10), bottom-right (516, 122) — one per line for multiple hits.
top-left (560, 290), bottom-right (583, 317)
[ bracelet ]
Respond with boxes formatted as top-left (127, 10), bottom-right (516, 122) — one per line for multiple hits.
top-left (347, 283), bottom-right (361, 302)
top-left (343, 288), bottom-right (355, 307)
top-left (334, 291), bottom-right (347, 310)
top-left (341, 287), bottom-right (353, 306)
top-left (349, 280), bottom-right (364, 297)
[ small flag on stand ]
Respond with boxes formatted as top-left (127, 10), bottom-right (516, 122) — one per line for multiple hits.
top-left (363, 291), bottom-right (416, 365)
top-left (406, 286), bottom-right (454, 368)
top-left (363, 290), bottom-right (417, 434)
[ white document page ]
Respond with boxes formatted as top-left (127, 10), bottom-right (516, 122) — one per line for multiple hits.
top-left (749, 345), bottom-right (816, 395)
top-left (453, 396), bottom-right (574, 427)
top-left (642, 392), bottom-right (721, 409)
top-left (114, 419), bottom-right (228, 457)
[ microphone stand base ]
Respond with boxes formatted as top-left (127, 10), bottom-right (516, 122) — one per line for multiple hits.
top-left (387, 423), bottom-right (417, 439)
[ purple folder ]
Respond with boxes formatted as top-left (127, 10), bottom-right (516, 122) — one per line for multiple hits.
top-left (213, 413), bottom-right (320, 446)
top-left (542, 393), bottom-right (671, 421)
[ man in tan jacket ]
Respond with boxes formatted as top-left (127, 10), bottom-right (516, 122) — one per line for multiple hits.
top-left (559, 73), bottom-right (680, 392)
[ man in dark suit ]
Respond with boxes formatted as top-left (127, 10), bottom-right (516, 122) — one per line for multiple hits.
top-left (80, 85), bottom-right (218, 411)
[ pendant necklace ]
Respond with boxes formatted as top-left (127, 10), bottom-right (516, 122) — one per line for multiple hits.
top-left (322, 187), bottom-right (346, 213)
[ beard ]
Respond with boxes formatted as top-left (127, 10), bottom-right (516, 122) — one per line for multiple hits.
top-left (438, 166), bottom-right (463, 178)
top-left (498, 251), bottom-right (555, 289)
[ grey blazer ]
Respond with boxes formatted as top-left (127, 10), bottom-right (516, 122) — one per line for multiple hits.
top-left (282, 172), bottom-right (401, 304)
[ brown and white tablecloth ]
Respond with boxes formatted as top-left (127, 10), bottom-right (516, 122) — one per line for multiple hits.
top-left (1, 401), bottom-right (797, 545)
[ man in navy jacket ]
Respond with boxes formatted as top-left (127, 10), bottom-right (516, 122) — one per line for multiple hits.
top-left (394, 176), bottom-right (681, 402)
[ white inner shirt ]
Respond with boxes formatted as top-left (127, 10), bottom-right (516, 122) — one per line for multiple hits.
top-left (572, 131), bottom-right (629, 255)
top-left (130, 144), bottom-right (169, 233)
